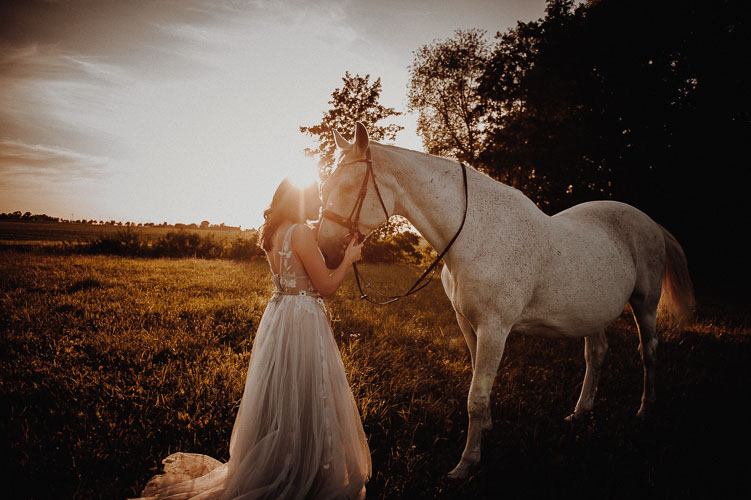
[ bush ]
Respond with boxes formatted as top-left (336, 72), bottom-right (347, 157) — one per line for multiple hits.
top-left (225, 233), bottom-right (265, 261)
top-left (362, 231), bottom-right (432, 265)
top-left (152, 231), bottom-right (221, 259)
top-left (87, 226), bottom-right (145, 256)
top-left (76, 229), bottom-right (265, 261)
top-left (27, 226), bottom-right (431, 264)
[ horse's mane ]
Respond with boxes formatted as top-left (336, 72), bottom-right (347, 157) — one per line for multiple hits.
top-left (371, 142), bottom-right (463, 171)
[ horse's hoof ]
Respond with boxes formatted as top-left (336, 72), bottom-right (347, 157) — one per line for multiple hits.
top-left (564, 411), bottom-right (589, 422)
top-left (636, 402), bottom-right (655, 420)
top-left (447, 461), bottom-right (476, 480)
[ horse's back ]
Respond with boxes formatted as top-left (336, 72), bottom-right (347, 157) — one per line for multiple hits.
top-left (513, 201), bottom-right (665, 337)
top-left (552, 200), bottom-right (665, 272)
top-left (554, 200), bottom-right (660, 238)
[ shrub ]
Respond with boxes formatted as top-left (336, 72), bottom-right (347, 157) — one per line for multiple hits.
top-left (76, 229), bottom-right (265, 261)
top-left (362, 231), bottom-right (430, 264)
top-left (26, 225), bottom-right (432, 264)
top-left (225, 233), bottom-right (265, 261)
top-left (152, 231), bottom-right (222, 259)
top-left (87, 226), bottom-right (145, 256)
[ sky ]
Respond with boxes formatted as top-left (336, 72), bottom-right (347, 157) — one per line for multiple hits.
top-left (0, 0), bottom-right (548, 229)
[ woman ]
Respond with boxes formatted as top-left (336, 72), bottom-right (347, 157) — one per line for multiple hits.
top-left (136, 179), bottom-right (371, 499)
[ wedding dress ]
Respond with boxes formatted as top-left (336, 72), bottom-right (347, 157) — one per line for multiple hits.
top-left (135, 224), bottom-right (371, 499)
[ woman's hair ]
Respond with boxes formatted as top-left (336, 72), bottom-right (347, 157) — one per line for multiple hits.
top-left (258, 179), bottom-right (318, 253)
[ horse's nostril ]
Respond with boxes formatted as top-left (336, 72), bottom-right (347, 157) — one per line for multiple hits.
top-left (320, 250), bottom-right (328, 262)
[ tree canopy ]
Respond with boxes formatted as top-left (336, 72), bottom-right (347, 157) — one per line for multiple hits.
top-left (407, 28), bottom-right (491, 167)
top-left (300, 72), bottom-right (403, 179)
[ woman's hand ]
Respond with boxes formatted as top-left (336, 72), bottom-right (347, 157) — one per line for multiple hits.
top-left (343, 237), bottom-right (363, 264)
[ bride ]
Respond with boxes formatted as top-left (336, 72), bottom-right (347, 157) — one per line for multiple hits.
top-left (135, 179), bottom-right (371, 499)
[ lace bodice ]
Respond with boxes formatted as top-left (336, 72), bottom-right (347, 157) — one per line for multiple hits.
top-left (269, 224), bottom-right (318, 296)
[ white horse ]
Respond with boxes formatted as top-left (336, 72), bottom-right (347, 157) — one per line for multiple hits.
top-left (317, 123), bottom-right (695, 479)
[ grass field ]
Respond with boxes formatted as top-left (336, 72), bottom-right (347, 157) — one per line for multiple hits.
top-left (1, 251), bottom-right (750, 499)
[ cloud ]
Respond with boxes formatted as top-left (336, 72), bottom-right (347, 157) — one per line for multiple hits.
top-left (0, 0), bottom-right (239, 92)
top-left (0, 1), bottom-right (229, 162)
top-left (0, 139), bottom-right (114, 182)
top-left (0, 42), bottom-right (134, 92)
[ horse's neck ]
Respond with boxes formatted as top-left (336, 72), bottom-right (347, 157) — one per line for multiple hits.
top-left (373, 145), bottom-right (478, 265)
top-left (373, 144), bottom-right (545, 267)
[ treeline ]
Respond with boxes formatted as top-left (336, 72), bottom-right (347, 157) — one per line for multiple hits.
top-left (0, 211), bottom-right (242, 231)
top-left (1, 212), bottom-right (61, 223)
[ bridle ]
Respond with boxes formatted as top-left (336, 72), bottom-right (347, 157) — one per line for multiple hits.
top-left (321, 148), bottom-right (388, 244)
top-left (321, 147), bottom-right (469, 305)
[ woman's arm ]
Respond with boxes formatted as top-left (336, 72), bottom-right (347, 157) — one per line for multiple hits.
top-left (292, 225), bottom-right (362, 298)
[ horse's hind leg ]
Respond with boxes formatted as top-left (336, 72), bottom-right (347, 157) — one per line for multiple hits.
top-left (566, 330), bottom-right (608, 421)
top-left (630, 292), bottom-right (660, 418)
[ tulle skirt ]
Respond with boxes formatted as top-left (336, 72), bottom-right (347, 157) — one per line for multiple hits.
top-left (135, 294), bottom-right (371, 500)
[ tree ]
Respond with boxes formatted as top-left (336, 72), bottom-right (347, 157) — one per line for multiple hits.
top-left (479, 0), bottom-right (599, 212)
top-left (479, 0), bottom-right (715, 213)
top-left (477, 0), bottom-right (750, 289)
top-left (300, 72), bottom-right (403, 178)
top-left (407, 29), bottom-right (491, 167)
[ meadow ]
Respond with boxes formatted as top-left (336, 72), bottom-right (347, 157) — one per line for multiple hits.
top-left (1, 250), bottom-right (750, 499)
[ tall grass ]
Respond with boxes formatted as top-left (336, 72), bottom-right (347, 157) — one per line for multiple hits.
top-left (1, 252), bottom-right (750, 499)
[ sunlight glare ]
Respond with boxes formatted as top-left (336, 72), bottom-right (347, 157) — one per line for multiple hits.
top-left (283, 154), bottom-right (320, 189)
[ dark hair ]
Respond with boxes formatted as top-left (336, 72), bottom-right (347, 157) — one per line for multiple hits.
top-left (258, 179), bottom-right (318, 253)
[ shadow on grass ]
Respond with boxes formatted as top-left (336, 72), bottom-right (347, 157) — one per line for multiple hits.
top-left (375, 325), bottom-right (751, 499)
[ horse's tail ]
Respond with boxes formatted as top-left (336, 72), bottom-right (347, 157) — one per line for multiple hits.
top-left (658, 225), bottom-right (695, 325)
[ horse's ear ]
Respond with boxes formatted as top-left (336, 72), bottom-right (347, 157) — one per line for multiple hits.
top-left (332, 128), bottom-right (351, 150)
top-left (354, 122), bottom-right (369, 155)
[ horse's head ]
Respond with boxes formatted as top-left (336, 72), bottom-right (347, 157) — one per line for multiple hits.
top-left (317, 122), bottom-right (393, 268)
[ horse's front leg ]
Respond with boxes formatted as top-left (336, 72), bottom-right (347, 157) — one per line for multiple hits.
top-left (448, 320), bottom-right (510, 479)
top-left (455, 311), bottom-right (477, 371)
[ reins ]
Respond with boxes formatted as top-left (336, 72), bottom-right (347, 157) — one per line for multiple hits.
top-left (321, 149), bottom-right (389, 239)
top-left (322, 147), bottom-right (469, 305)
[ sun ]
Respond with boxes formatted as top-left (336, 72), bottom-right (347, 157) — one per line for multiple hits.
top-left (284, 155), bottom-right (321, 189)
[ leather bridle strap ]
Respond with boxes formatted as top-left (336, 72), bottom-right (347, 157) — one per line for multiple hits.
top-left (352, 161), bottom-right (468, 305)
top-left (321, 148), bottom-right (389, 241)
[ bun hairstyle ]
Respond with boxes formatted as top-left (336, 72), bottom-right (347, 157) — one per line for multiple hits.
top-left (258, 179), bottom-right (318, 253)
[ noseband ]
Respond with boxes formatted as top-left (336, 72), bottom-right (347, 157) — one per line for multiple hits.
top-left (321, 148), bottom-right (389, 243)
top-left (321, 147), bottom-right (469, 305)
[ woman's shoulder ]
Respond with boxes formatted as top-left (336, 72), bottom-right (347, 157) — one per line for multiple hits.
top-left (291, 223), bottom-right (314, 236)
top-left (290, 224), bottom-right (316, 250)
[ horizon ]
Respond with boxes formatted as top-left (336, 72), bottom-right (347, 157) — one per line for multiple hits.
top-left (1, 208), bottom-right (248, 229)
